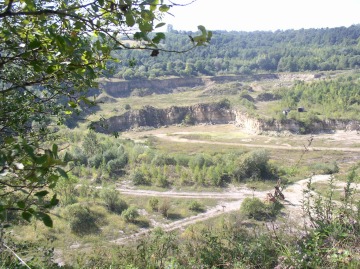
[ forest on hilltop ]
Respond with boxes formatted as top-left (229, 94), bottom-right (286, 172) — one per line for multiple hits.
top-left (111, 25), bottom-right (360, 79)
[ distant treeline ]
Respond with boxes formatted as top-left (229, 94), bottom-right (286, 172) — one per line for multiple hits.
top-left (108, 25), bottom-right (360, 79)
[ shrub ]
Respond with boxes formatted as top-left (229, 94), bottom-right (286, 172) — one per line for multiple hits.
top-left (130, 169), bottom-right (148, 185)
top-left (240, 197), bottom-right (283, 220)
top-left (189, 154), bottom-right (213, 169)
top-left (182, 113), bottom-right (195, 125)
top-left (188, 201), bottom-right (204, 212)
top-left (88, 153), bottom-right (103, 168)
top-left (100, 188), bottom-right (128, 214)
top-left (278, 174), bottom-right (360, 268)
top-left (155, 175), bottom-right (169, 188)
top-left (217, 98), bottom-right (231, 109)
top-left (233, 150), bottom-right (276, 181)
top-left (159, 200), bottom-right (171, 218)
top-left (311, 161), bottom-right (339, 174)
top-left (107, 156), bottom-right (128, 174)
top-left (148, 198), bottom-right (159, 212)
top-left (174, 154), bottom-right (190, 167)
top-left (122, 206), bottom-right (139, 223)
top-left (66, 204), bottom-right (99, 235)
top-left (151, 153), bottom-right (176, 166)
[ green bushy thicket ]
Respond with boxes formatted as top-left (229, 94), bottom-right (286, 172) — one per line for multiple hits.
top-left (65, 204), bottom-right (99, 235)
top-left (65, 130), bottom-right (279, 187)
top-left (100, 187), bottom-right (128, 214)
top-left (279, 76), bottom-right (360, 121)
top-left (240, 197), bottom-right (284, 220)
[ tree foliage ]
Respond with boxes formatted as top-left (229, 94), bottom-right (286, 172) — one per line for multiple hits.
top-left (110, 25), bottom-right (360, 79)
top-left (0, 0), bottom-right (210, 227)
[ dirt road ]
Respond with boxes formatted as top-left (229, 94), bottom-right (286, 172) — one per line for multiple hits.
top-left (112, 174), bottom-right (353, 245)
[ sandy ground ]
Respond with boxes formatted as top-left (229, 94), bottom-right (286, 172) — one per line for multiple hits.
top-left (111, 174), bottom-right (359, 245)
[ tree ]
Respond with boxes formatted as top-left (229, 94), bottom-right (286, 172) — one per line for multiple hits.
top-left (82, 130), bottom-right (99, 156)
top-left (0, 0), bottom-right (211, 228)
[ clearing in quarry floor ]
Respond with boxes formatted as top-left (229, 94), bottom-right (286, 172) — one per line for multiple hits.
top-left (123, 124), bottom-right (360, 149)
top-left (123, 124), bottom-right (360, 172)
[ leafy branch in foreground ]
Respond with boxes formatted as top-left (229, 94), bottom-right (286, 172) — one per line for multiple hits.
top-left (0, 0), bottom-right (211, 228)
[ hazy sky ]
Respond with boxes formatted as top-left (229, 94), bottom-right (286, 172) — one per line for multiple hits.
top-left (163, 0), bottom-right (360, 32)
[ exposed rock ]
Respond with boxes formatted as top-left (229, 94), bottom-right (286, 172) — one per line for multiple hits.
top-left (95, 103), bottom-right (235, 133)
top-left (234, 115), bottom-right (360, 134)
top-left (101, 74), bottom-right (278, 98)
top-left (95, 102), bottom-right (360, 135)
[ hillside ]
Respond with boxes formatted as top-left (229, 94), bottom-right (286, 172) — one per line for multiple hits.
top-left (109, 25), bottom-right (360, 79)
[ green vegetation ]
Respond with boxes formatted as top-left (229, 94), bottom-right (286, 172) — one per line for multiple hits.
top-left (1, 1), bottom-right (360, 267)
top-left (111, 25), bottom-right (360, 79)
top-left (278, 76), bottom-right (360, 120)
top-left (240, 197), bottom-right (283, 220)
top-left (0, 0), bottom-right (211, 228)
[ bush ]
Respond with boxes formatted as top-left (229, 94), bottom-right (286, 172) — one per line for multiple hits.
top-left (217, 98), bottom-right (231, 109)
top-left (130, 169), bottom-right (148, 185)
top-left (159, 200), bottom-right (171, 218)
top-left (188, 201), bottom-right (204, 212)
top-left (278, 174), bottom-right (360, 268)
top-left (311, 161), bottom-right (339, 174)
top-left (122, 206), bottom-right (139, 223)
top-left (189, 154), bottom-right (213, 169)
top-left (151, 153), bottom-right (176, 166)
top-left (233, 150), bottom-right (277, 181)
top-left (66, 204), bottom-right (99, 235)
top-left (148, 198), bottom-right (159, 212)
top-left (107, 156), bottom-right (128, 174)
top-left (88, 154), bottom-right (102, 168)
top-left (100, 187), bottom-right (128, 214)
top-left (240, 197), bottom-right (283, 220)
top-left (182, 113), bottom-right (195, 125)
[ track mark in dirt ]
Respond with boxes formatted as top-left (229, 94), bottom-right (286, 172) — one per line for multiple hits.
top-left (112, 175), bottom-right (355, 245)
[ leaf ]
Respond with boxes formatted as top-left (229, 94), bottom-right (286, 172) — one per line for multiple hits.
top-left (52, 144), bottom-right (58, 158)
top-left (197, 25), bottom-right (207, 36)
top-left (159, 5), bottom-right (170, 12)
top-left (150, 0), bottom-right (159, 12)
top-left (17, 201), bottom-right (26, 209)
top-left (139, 22), bottom-right (153, 32)
top-left (68, 101), bottom-right (77, 108)
top-left (23, 144), bottom-right (36, 159)
top-left (22, 211), bottom-right (32, 222)
top-left (155, 22), bottom-right (166, 29)
top-left (92, 3), bottom-right (99, 12)
top-left (28, 39), bottom-right (42, 49)
top-left (50, 194), bottom-right (59, 206)
top-left (38, 213), bottom-right (53, 228)
top-left (35, 154), bottom-right (48, 164)
top-left (35, 190), bottom-right (49, 197)
top-left (125, 12), bottom-right (135, 27)
top-left (207, 30), bottom-right (213, 40)
top-left (152, 32), bottom-right (165, 44)
top-left (57, 167), bottom-right (68, 179)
